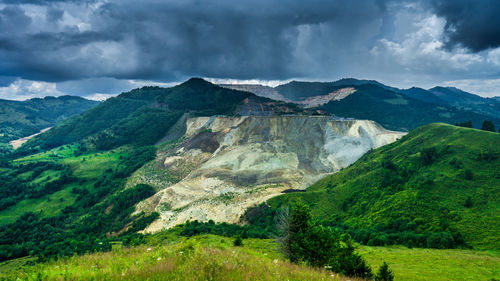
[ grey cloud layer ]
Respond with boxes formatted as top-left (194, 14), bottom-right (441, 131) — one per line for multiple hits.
top-left (0, 0), bottom-right (499, 92)
top-left (429, 0), bottom-right (500, 52)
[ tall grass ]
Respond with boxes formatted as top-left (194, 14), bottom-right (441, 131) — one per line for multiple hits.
top-left (1, 236), bottom-right (362, 281)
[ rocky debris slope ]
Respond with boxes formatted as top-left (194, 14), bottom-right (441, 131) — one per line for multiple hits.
top-left (132, 115), bottom-right (405, 232)
top-left (297, 87), bottom-right (356, 108)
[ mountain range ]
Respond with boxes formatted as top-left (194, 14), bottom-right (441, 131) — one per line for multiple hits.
top-left (221, 78), bottom-right (500, 131)
top-left (0, 77), bottom-right (498, 281)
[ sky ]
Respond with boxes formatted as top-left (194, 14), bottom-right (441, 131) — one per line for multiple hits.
top-left (0, 0), bottom-right (499, 100)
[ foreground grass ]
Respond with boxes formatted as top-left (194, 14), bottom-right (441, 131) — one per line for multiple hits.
top-left (359, 245), bottom-right (500, 281)
top-left (0, 236), bottom-right (359, 281)
top-left (1, 235), bottom-right (498, 281)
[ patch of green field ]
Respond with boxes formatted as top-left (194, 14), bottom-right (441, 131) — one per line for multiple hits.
top-left (30, 169), bottom-right (62, 184)
top-left (0, 145), bottom-right (129, 225)
top-left (384, 95), bottom-right (409, 105)
top-left (0, 187), bottom-right (76, 225)
top-left (359, 245), bottom-right (500, 281)
top-left (16, 170), bottom-right (33, 180)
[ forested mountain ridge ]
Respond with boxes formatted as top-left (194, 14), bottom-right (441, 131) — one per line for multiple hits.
top-left (226, 79), bottom-right (500, 131)
top-left (20, 78), bottom-right (312, 154)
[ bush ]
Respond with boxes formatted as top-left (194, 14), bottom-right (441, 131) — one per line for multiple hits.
top-left (464, 197), bottom-right (473, 208)
top-left (456, 121), bottom-right (472, 128)
top-left (420, 147), bottom-right (438, 165)
top-left (463, 169), bottom-right (473, 180)
top-left (233, 235), bottom-right (243, 246)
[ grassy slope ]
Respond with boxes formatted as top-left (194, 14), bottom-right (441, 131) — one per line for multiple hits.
top-left (0, 145), bottom-right (127, 224)
top-left (269, 123), bottom-right (500, 250)
top-left (1, 234), bottom-right (498, 281)
top-left (0, 96), bottom-right (98, 143)
top-left (359, 246), bottom-right (500, 281)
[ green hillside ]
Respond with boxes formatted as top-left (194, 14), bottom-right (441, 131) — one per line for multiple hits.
top-left (265, 124), bottom-right (500, 250)
top-left (0, 96), bottom-right (98, 143)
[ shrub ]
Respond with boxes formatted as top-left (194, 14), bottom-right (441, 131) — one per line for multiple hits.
top-left (464, 197), bottom-right (473, 208)
top-left (420, 147), bottom-right (438, 166)
top-left (456, 121), bottom-right (472, 128)
top-left (463, 169), bottom-right (473, 180)
top-left (233, 235), bottom-right (243, 246)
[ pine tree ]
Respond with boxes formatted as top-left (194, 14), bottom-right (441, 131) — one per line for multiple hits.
top-left (280, 201), bottom-right (373, 279)
top-left (375, 262), bottom-right (394, 281)
top-left (481, 120), bottom-right (495, 132)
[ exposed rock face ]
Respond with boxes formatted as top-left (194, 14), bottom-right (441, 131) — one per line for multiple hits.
top-left (297, 87), bottom-right (356, 108)
top-left (132, 116), bottom-right (405, 232)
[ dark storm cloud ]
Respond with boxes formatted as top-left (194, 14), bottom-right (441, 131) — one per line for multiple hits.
top-left (0, 0), bottom-right (390, 82)
top-left (428, 0), bottom-right (500, 52)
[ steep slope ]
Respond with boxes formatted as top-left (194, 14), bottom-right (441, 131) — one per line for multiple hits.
top-left (129, 115), bottom-right (404, 231)
top-left (429, 86), bottom-right (486, 105)
top-left (274, 79), bottom-right (398, 101)
top-left (275, 81), bottom-right (345, 101)
top-left (218, 84), bottom-right (288, 102)
top-left (320, 84), bottom-right (500, 131)
top-left (22, 78), bottom-right (307, 152)
top-left (429, 86), bottom-right (500, 118)
top-left (266, 124), bottom-right (500, 250)
top-left (0, 96), bottom-right (98, 143)
top-left (399, 87), bottom-right (446, 104)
